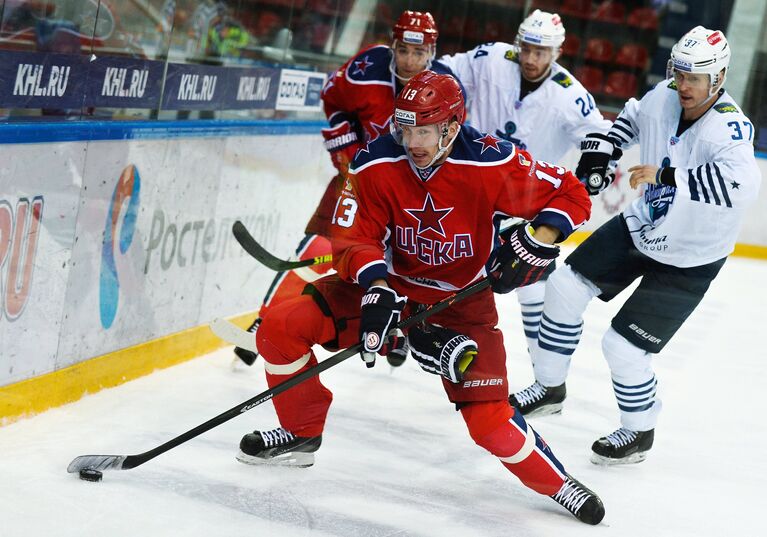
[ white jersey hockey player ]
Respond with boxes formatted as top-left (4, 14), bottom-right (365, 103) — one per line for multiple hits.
top-left (509, 26), bottom-right (761, 465)
top-left (439, 9), bottom-right (611, 356)
top-left (439, 10), bottom-right (610, 165)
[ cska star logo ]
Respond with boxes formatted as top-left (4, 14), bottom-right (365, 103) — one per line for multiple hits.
top-left (474, 134), bottom-right (502, 154)
top-left (397, 193), bottom-right (473, 266)
top-left (368, 119), bottom-right (391, 142)
top-left (352, 56), bottom-right (373, 76)
top-left (404, 193), bottom-right (453, 236)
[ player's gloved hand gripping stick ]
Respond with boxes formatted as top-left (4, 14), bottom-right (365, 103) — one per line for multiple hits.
top-left (67, 277), bottom-right (491, 476)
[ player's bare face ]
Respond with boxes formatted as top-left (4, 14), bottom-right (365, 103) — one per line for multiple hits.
top-left (394, 42), bottom-right (432, 80)
top-left (400, 124), bottom-right (442, 166)
top-left (674, 70), bottom-right (718, 120)
top-left (519, 43), bottom-right (553, 81)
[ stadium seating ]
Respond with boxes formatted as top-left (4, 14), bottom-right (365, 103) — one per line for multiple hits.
top-left (575, 66), bottom-right (604, 94)
top-left (604, 71), bottom-right (638, 99)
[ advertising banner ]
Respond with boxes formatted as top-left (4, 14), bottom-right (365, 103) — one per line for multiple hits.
top-left (0, 50), bottom-right (88, 110)
top-left (84, 56), bottom-right (165, 109)
top-left (0, 51), bottom-right (324, 112)
top-left (0, 142), bottom-right (84, 387)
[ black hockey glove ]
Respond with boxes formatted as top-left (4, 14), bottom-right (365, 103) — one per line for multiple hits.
top-left (409, 324), bottom-right (477, 383)
top-left (360, 285), bottom-right (407, 368)
top-left (575, 133), bottom-right (622, 195)
top-left (488, 223), bottom-right (559, 294)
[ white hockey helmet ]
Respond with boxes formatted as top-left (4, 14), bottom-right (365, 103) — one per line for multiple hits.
top-left (516, 9), bottom-right (566, 50)
top-left (668, 26), bottom-right (730, 91)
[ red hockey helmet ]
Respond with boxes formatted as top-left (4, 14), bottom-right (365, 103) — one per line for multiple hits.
top-left (394, 71), bottom-right (465, 128)
top-left (392, 11), bottom-right (438, 46)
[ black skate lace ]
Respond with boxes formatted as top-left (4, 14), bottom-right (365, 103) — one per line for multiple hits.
top-left (553, 478), bottom-right (590, 514)
top-left (605, 427), bottom-right (638, 447)
top-left (515, 381), bottom-right (547, 406)
top-left (260, 427), bottom-right (295, 447)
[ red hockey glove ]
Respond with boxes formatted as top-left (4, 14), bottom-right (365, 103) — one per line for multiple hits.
top-left (359, 285), bottom-right (407, 368)
top-left (488, 223), bottom-right (559, 294)
top-left (321, 120), bottom-right (364, 177)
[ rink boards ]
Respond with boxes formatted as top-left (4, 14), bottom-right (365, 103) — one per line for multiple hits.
top-left (0, 120), bottom-right (765, 423)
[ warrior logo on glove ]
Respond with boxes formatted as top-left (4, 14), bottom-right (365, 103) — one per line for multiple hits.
top-left (488, 223), bottom-right (560, 294)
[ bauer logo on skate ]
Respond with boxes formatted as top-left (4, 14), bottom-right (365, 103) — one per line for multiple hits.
top-left (99, 166), bottom-right (141, 329)
top-left (0, 196), bottom-right (44, 321)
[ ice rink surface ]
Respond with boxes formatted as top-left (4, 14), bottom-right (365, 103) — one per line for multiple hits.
top-left (1, 251), bottom-right (764, 536)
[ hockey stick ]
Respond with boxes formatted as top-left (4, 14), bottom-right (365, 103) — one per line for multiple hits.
top-left (233, 220), bottom-right (332, 272)
top-left (67, 277), bottom-right (491, 474)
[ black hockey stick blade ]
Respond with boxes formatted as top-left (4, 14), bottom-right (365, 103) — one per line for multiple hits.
top-left (67, 277), bottom-right (490, 474)
top-left (232, 220), bottom-right (332, 271)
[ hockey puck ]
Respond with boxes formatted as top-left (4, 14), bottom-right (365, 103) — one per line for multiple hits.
top-left (79, 468), bottom-right (103, 482)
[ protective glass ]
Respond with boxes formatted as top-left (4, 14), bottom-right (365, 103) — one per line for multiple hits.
top-left (672, 69), bottom-right (710, 88)
top-left (390, 122), bottom-right (442, 149)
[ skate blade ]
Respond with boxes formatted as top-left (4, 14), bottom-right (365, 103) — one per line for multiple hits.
top-left (590, 451), bottom-right (648, 466)
top-left (522, 403), bottom-right (563, 418)
top-left (236, 450), bottom-right (315, 468)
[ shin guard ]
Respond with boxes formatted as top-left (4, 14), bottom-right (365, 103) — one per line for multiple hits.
top-left (461, 401), bottom-right (566, 496)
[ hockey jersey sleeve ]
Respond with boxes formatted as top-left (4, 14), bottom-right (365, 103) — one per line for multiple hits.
top-left (321, 62), bottom-right (358, 127)
top-left (496, 150), bottom-right (592, 240)
top-left (606, 97), bottom-right (641, 150)
top-left (437, 48), bottom-right (479, 98)
top-left (671, 135), bottom-right (761, 209)
top-left (330, 169), bottom-right (391, 289)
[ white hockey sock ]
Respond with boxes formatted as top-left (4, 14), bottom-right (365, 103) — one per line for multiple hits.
top-left (602, 327), bottom-right (662, 431)
top-left (533, 265), bottom-right (599, 386)
top-left (516, 280), bottom-right (545, 356)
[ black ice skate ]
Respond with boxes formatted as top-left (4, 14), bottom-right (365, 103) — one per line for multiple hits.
top-left (591, 427), bottom-right (654, 465)
top-left (237, 427), bottom-right (322, 468)
top-left (509, 381), bottom-right (566, 417)
top-left (550, 474), bottom-right (605, 525)
top-left (233, 318), bottom-right (261, 366)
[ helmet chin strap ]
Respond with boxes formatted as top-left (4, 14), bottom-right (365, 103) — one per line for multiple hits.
top-left (411, 124), bottom-right (461, 170)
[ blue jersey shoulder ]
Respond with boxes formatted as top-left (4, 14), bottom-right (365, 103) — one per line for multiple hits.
top-left (450, 124), bottom-right (516, 163)
top-left (351, 134), bottom-right (405, 171)
top-left (346, 46), bottom-right (393, 83)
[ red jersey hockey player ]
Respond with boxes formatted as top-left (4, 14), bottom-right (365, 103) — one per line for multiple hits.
top-left (237, 71), bottom-right (605, 525)
top-left (234, 11), bottom-right (458, 368)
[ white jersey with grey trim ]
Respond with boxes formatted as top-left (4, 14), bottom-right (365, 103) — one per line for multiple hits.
top-left (607, 79), bottom-right (761, 267)
top-left (439, 42), bottom-right (610, 164)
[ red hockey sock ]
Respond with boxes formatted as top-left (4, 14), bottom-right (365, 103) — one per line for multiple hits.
top-left (257, 295), bottom-right (336, 437)
top-left (461, 400), bottom-right (566, 496)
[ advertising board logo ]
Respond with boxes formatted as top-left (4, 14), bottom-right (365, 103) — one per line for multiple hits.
top-left (0, 196), bottom-right (43, 321)
top-left (99, 165), bottom-right (140, 329)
